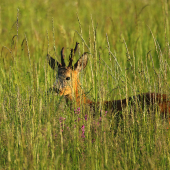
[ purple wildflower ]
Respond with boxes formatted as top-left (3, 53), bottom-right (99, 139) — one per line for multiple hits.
top-left (81, 125), bottom-right (85, 138)
top-left (85, 115), bottom-right (87, 121)
top-left (59, 117), bottom-right (65, 122)
top-left (74, 107), bottom-right (81, 114)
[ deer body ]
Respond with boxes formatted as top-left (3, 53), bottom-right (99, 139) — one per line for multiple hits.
top-left (47, 42), bottom-right (170, 117)
top-left (103, 93), bottom-right (170, 115)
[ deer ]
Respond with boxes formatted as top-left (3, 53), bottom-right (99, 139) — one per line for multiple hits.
top-left (47, 42), bottom-right (170, 123)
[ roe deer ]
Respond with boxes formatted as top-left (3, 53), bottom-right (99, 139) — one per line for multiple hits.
top-left (47, 42), bottom-right (170, 119)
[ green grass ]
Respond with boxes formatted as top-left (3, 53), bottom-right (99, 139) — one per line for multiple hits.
top-left (1, 0), bottom-right (170, 169)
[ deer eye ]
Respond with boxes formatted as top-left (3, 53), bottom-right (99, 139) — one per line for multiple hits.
top-left (66, 77), bottom-right (70, 80)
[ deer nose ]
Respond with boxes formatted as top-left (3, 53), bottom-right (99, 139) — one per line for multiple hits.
top-left (52, 86), bottom-right (60, 94)
top-left (47, 86), bottom-right (59, 95)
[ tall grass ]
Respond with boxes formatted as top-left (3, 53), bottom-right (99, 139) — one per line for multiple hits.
top-left (1, 0), bottom-right (170, 169)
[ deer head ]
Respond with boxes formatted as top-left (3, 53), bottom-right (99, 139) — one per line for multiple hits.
top-left (47, 42), bottom-right (88, 102)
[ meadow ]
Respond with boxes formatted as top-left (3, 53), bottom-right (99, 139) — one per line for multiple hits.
top-left (1, 0), bottom-right (170, 169)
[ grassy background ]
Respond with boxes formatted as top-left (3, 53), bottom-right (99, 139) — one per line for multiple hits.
top-left (1, 0), bottom-right (170, 169)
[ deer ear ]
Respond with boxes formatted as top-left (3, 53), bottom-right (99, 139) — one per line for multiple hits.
top-left (47, 54), bottom-right (61, 69)
top-left (74, 52), bottom-right (88, 72)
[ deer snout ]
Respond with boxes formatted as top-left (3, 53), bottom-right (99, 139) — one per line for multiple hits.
top-left (47, 86), bottom-right (59, 95)
top-left (53, 79), bottom-right (63, 94)
top-left (52, 86), bottom-right (60, 94)
top-left (52, 82), bottom-right (61, 94)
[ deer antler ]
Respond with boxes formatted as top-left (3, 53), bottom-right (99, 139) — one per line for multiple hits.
top-left (61, 47), bottom-right (65, 67)
top-left (68, 42), bottom-right (79, 67)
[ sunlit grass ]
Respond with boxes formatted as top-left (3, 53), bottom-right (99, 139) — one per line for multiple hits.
top-left (1, 0), bottom-right (170, 169)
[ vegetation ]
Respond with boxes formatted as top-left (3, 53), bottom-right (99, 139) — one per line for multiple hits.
top-left (1, 0), bottom-right (170, 169)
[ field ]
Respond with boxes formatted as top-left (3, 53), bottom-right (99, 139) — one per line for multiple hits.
top-left (1, 0), bottom-right (170, 169)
